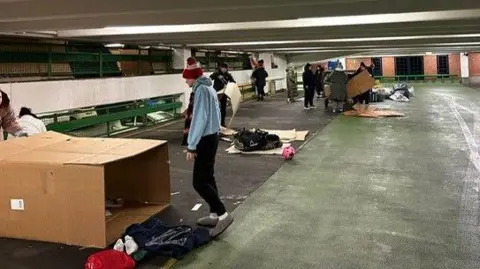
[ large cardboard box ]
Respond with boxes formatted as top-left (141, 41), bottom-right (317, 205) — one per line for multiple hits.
top-left (347, 70), bottom-right (375, 97)
top-left (0, 132), bottom-right (171, 247)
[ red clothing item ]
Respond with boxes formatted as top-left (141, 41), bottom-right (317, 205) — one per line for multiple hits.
top-left (0, 105), bottom-right (21, 135)
top-left (85, 250), bottom-right (135, 269)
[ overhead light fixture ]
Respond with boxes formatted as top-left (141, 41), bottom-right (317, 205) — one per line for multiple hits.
top-left (425, 52), bottom-right (433, 55)
top-left (139, 45), bottom-right (151, 49)
top-left (57, 9), bottom-right (480, 37)
top-left (104, 43), bottom-right (124, 48)
top-left (152, 45), bottom-right (173, 50)
top-left (251, 41), bottom-right (480, 52)
top-left (285, 45), bottom-right (480, 54)
top-left (188, 33), bottom-right (480, 47)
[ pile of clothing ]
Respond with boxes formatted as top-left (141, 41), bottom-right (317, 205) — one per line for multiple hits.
top-left (233, 128), bottom-right (283, 152)
top-left (389, 83), bottom-right (415, 102)
top-left (85, 217), bottom-right (211, 269)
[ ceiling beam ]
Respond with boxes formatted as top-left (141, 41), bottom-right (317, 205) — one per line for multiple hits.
top-left (56, 9), bottom-right (480, 37)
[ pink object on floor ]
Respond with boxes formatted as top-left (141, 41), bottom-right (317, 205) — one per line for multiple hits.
top-left (282, 146), bottom-right (296, 160)
top-left (85, 249), bottom-right (136, 269)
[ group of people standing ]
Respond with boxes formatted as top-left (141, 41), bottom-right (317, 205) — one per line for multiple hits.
top-left (286, 64), bottom-right (325, 106)
top-left (287, 61), bottom-right (375, 112)
top-left (299, 64), bottom-right (328, 109)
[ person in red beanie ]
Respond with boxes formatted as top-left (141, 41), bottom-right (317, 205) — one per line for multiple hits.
top-left (183, 57), bottom-right (233, 238)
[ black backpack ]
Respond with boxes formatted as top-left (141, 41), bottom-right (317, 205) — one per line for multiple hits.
top-left (233, 128), bottom-right (282, 152)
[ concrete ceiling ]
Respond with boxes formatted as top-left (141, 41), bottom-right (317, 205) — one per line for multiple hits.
top-left (1, 0), bottom-right (480, 61)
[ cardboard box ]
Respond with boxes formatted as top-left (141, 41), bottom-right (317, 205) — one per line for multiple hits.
top-left (347, 70), bottom-right (375, 97)
top-left (0, 132), bottom-right (171, 247)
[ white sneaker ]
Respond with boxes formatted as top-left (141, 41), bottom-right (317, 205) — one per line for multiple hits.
top-left (113, 239), bottom-right (124, 252)
top-left (304, 107), bottom-right (309, 110)
top-left (124, 235), bottom-right (139, 255)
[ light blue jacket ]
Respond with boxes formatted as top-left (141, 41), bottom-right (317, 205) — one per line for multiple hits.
top-left (187, 76), bottom-right (221, 152)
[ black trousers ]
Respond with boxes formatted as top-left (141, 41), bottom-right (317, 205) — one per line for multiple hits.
top-left (256, 84), bottom-right (266, 97)
top-left (315, 84), bottom-right (324, 95)
top-left (355, 89), bottom-right (371, 105)
top-left (219, 94), bottom-right (227, 127)
top-left (304, 86), bottom-right (315, 107)
top-left (193, 133), bottom-right (226, 215)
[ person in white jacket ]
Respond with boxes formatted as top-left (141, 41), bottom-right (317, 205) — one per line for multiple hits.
top-left (17, 107), bottom-right (46, 135)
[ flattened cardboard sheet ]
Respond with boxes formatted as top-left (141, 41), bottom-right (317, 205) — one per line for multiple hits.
top-left (226, 143), bottom-right (291, 155)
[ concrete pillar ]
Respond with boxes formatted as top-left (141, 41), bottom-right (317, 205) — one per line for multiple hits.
top-left (460, 52), bottom-right (469, 84)
top-left (172, 48), bottom-right (191, 70)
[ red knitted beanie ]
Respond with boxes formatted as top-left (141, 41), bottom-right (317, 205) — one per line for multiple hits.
top-left (182, 57), bottom-right (203, 79)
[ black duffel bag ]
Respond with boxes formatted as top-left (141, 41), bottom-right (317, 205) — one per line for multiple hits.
top-left (233, 128), bottom-right (282, 152)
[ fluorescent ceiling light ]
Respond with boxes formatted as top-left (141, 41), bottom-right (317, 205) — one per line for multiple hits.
top-left (254, 42), bottom-right (480, 52)
top-left (189, 33), bottom-right (480, 47)
top-left (286, 45), bottom-right (480, 54)
top-left (57, 9), bottom-right (480, 37)
top-left (425, 52), bottom-right (433, 55)
top-left (153, 45), bottom-right (174, 50)
top-left (104, 43), bottom-right (124, 48)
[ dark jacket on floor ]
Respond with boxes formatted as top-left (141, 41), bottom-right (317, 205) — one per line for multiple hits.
top-left (251, 67), bottom-right (269, 87)
top-left (210, 70), bottom-right (235, 92)
top-left (125, 217), bottom-right (211, 260)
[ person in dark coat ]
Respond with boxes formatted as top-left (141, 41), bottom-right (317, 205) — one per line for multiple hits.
top-left (251, 60), bottom-right (269, 101)
top-left (210, 63), bottom-right (235, 127)
top-left (314, 65), bottom-right (325, 98)
top-left (302, 63), bottom-right (315, 109)
top-left (325, 67), bottom-right (348, 113)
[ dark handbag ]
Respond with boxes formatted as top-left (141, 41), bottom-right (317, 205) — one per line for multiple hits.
top-left (233, 128), bottom-right (282, 152)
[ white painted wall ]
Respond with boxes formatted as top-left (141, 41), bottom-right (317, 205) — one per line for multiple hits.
top-left (0, 53), bottom-right (287, 114)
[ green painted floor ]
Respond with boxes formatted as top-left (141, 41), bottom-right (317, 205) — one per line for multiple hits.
top-left (175, 84), bottom-right (480, 269)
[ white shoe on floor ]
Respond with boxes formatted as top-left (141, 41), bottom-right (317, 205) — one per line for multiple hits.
top-left (113, 239), bottom-right (125, 252)
top-left (210, 213), bottom-right (234, 238)
top-left (124, 235), bottom-right (139, 255)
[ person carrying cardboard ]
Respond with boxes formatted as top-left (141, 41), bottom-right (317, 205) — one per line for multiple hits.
top-left (350, 62), bottom-right (375, 112)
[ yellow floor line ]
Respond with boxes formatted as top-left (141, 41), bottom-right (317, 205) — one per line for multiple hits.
top-left (161, 258), bottom-right (177, 269)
